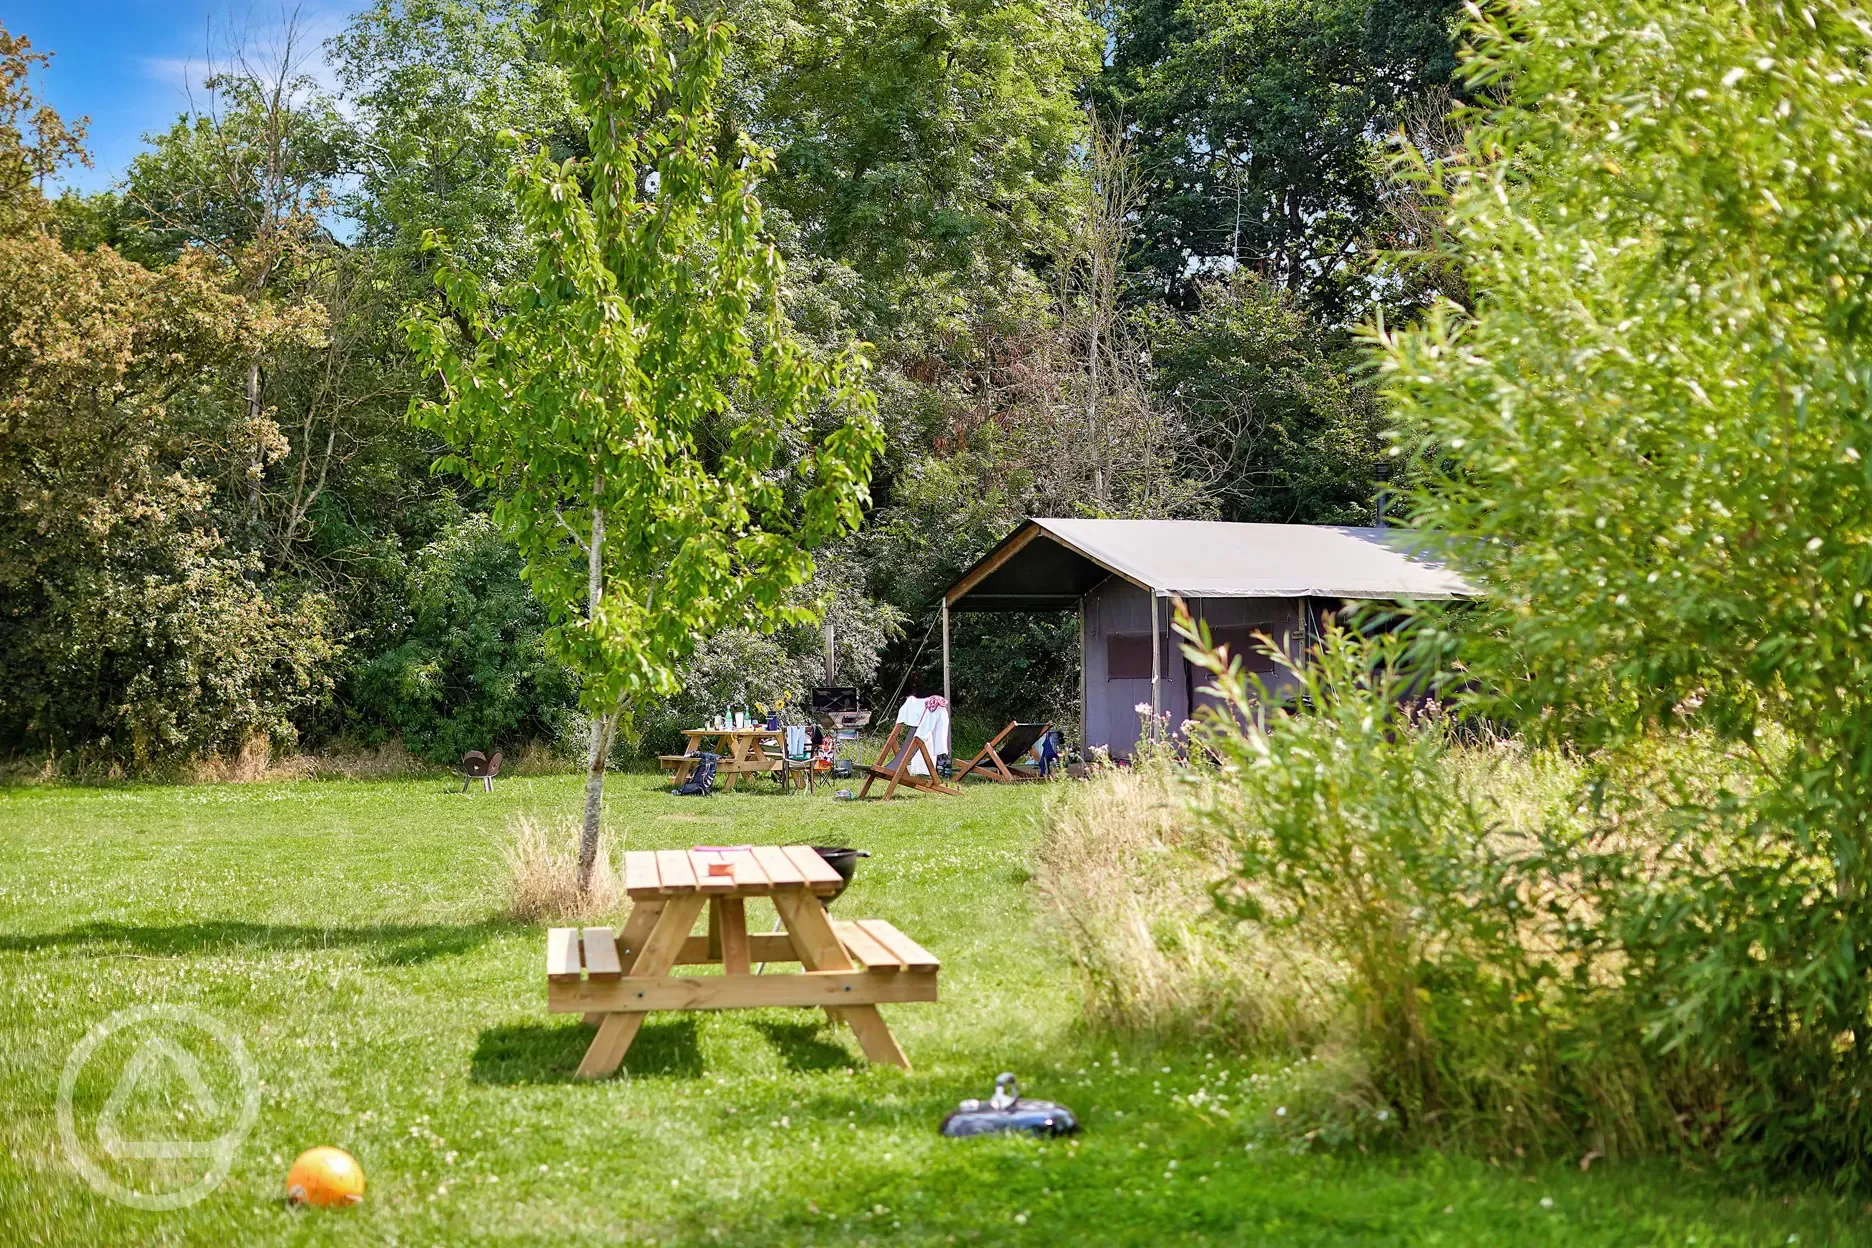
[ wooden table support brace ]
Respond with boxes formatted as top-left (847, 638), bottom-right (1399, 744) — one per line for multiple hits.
top-left (551, 847), bottom-right (937, 1078)
top-left (574, 894), bottom-right (704, 1079)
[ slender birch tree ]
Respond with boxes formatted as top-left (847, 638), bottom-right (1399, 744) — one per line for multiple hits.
top-left (408, 0), bottom-right (880, 888)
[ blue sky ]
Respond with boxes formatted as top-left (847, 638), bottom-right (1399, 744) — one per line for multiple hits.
top-left (9, 2), bottom-right (369, 194)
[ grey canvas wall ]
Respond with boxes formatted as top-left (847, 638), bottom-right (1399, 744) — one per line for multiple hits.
top-left (1081, 578), bottom-right (1306, 760)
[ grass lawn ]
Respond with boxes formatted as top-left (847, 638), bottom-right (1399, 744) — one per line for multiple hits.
top-left (0, 770), bottom-right (1866, 1245)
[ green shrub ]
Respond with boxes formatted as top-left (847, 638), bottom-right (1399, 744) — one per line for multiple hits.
top-left (1376, 0), bottom-right (1872, 1181)
top-left (0, 229), bottom-right (338, 771)
top-left (347, 517), bottom-right (576, 762)
top-left (1184, 621), bottom-right (1600, 1153)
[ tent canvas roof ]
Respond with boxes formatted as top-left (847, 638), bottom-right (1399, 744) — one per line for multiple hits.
top-left (944, 518), bottom-right (1476, 612)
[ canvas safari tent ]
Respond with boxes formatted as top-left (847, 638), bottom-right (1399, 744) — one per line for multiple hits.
top-left (938, 518), bottom-right (1474, 761)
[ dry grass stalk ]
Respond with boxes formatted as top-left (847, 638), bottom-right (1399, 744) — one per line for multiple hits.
top-left (502, 813), bottom-right (617, 923)
top-left (1034, 759), bottom-right (1338, 1048)
top-left (186, 735), bottom-right (316, 783)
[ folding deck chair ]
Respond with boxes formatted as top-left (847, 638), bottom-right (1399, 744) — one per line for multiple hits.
top-left (857, 722), bottom-right (961, 800)
top-left (954, 721), bottom-right (1052, 784)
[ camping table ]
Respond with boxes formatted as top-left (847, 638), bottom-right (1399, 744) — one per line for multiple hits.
top-left (658, 727), bottom-right (784, 791)
top-left (546, 846), bottom-right (939, 1078)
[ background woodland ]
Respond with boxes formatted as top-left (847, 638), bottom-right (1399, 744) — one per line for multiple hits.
top-left (0, 0), bottom-right (1464, 772)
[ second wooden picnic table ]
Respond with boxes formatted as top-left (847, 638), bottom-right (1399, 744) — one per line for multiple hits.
top-left (658, 726), bottom-right (784, 791)
top-left (546, 845), bottom-right (940, 1078)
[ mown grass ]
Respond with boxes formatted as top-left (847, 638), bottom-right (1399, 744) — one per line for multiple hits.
top-left (0, 770), bottom-right (1865, 1245)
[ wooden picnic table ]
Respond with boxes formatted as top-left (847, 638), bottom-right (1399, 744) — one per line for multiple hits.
top-left (546, 845), bottom-right (939, 1078)
top-left (657, 727), bottom-right (784, 791)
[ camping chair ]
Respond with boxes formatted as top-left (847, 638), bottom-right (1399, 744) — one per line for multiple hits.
top-left (774, 724), bottom-right (822, 794)
top-left (954, 721), bottom-right (1052, 784)
top-left (857, 722), bottom-right (961, 800)
top-left (461, 750), bottom-right (504, 793)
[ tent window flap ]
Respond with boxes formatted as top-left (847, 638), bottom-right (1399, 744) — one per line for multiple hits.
top-left (1107, 634), bottom-right (1154, 680)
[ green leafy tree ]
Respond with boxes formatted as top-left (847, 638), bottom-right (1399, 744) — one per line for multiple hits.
top-left (1146, 274), bottom-right (1384, 524)
top-left (331, 0), bottom-right (577, 285)
top-left (1381, 0), bottom-right (1872, 1177)
top-left (741, 0), bottom-right (1100, 328)
top-left (1106, 0), bottom-right (1461, 317)
top-left (0, 24), bottom-right (87, 232)
top-left (0, 23), bottom-right (336, 770)
top-left (409, 0), bottom-right (881, 885)
top-left (348, 516), bottom-right (577, 761)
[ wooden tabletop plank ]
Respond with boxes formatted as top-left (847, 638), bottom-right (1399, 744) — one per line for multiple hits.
top-left (690, 849), bottom-right (738, 893)
top-left (833, 919), bottom-right (903, 971)
top-left (726, 849), bottom-right (770, 893)
top-left (654, 849), bottom-right (699, 893)
top-left (782, 844), bottom-right (845, 894)
top-left (622, 852), bottom-right (663, 898)
top-left (751, 845), bottom-right (807, 889)
top-left (546, 927), bottom-right (582, 982)
top-left (581, 927), bottom-right (622, 981)
top-left (855, 919), bottom-right (940, 971)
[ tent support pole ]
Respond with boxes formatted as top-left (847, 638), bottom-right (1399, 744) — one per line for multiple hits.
top-left (1150, 590), bottom-right (1162, 731)
top-left (1078, 597), bottom-right (1087, 759)
top-left (941, 599), bottom-right (951, 708)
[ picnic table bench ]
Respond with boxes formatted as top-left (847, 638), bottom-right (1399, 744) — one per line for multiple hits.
top-left (546, 845), bottom-right (938, 1078)
top-left (657, 727), bottom-right (784, 791)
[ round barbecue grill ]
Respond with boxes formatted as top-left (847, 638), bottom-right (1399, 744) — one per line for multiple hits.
top-left (809, 846), bottom-right (869, 904)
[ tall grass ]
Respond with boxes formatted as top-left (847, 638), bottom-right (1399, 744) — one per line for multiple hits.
top-left (1037, 631), bottom-right (1717, 1164)
top-left (1035, 759), bottom-right (1338, 1048)
top-left (502, 813), bottom-right (618, 922)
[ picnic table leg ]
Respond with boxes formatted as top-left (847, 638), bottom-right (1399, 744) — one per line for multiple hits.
top-left (616, 900), bottom-right (666, 972)
top-left (840, 1002), bottom-right (911, 1069)
top-left (774, 892), bottom-right (912, 1071)
top-left (717, 897), bottom-right (750, 976)
top-left (721, 734), bottom-right (747, 792)
top-left (581, 898), bottom-right (666, 1025)
top-left (576, 895), bottom-right (703, 1080)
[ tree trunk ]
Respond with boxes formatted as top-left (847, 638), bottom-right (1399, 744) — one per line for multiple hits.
top-left (578, 709), bottom-right (612, 892)
top-left (576, 501), bottom-right (608, 893)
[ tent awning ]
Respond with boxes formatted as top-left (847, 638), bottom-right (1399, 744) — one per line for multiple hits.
top-left (943, 518), bottom-right (1476, 611)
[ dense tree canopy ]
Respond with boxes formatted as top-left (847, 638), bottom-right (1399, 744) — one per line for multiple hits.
top-left (1105, 0), bottom-right (1462, 319)
top-left (2, 0), bottom-right (1432, 770)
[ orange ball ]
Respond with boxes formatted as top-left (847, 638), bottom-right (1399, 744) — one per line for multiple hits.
top-left (286, 1146), bottom-right (365, 1207)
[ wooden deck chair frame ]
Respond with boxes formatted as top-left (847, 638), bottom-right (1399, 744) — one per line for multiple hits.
top-left (954, 721), bottom-right (1052, 784)
top-left (857, 722), bottom-right (961, 800)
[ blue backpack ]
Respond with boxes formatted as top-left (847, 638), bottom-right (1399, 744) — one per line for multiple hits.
top-left (673, 751), bottom-right (719, 797)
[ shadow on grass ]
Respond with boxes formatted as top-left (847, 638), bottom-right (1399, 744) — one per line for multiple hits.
top-left (470, 1016), bottom-right (705, 1084)
top-left (751, 1018), bottom-right (860, 1074)
top-left (0, 919), bottom-right (506, 965)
